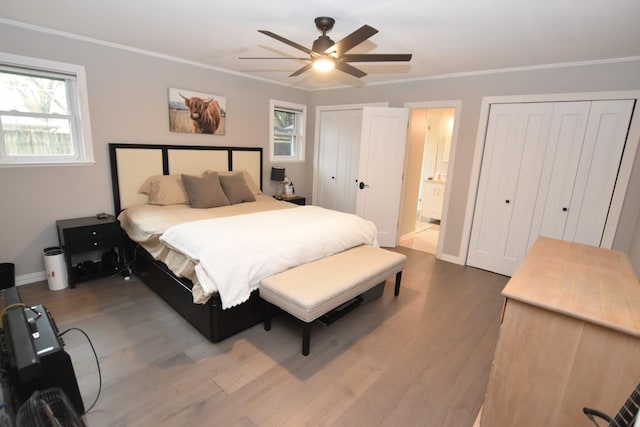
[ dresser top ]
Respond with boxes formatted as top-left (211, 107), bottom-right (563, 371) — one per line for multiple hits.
top-left (503, 237), bottom-right (640, 336)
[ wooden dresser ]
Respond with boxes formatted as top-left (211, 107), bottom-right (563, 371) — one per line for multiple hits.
top-left (480, 237), bottom-right (640, 426)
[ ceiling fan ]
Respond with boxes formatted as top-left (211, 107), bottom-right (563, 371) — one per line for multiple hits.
top-left (240, 17), bottom-right (412, 78)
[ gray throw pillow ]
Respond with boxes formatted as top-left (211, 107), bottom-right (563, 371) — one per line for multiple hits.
top-left (219, 173), bottom-right (256, 204)
top-left (182, 173), bottom-right (230, 208)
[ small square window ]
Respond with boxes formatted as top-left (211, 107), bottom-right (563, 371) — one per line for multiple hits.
top-left (270, 100), bottom-right (305, 162)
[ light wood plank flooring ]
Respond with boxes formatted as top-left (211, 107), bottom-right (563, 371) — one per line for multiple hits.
top-left (8, 248), bottom-right (508, 426)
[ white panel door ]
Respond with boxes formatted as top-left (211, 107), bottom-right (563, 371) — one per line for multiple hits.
top-left (316, 111), bottom-right (340, 210)
top-left (356, 107), bottom-right (409, 247)
top-left (529, 101), bottom-right (591, 247)
top-left (467, 103), bottom-right (553, 274)
top-left (563, 99), bottom-right (634, 245)
top-left (467, 104), bottom-right (521, 271)
top-left (335, 109), bottom-right (362, 214)
top-left (316, 109), bottom-right (362, 212)
top-left (493, 103), bottom-right (554, 275)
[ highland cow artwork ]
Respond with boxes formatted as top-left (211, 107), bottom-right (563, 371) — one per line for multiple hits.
top-left (168, 88), bottom-right (226, 135)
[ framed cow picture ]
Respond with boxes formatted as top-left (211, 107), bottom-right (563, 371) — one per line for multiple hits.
top-left (168, 88), bottom-right (226, 135)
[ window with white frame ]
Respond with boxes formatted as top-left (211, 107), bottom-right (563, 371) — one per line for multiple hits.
top-left (270, 99), bottom-right (305, 162)
top-left (0, 53), bottom-right (94, 166)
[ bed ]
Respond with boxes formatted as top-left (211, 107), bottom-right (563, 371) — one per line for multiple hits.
top-left (108, 143), bottom-right (378, 342)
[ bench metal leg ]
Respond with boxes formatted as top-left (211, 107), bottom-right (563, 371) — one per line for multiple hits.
top-left (302, 323), bottom-right (311, 356)
top-left (395, 271), bottom-right (403, 296)
top-left (264, 302), bottom-right (272, 331)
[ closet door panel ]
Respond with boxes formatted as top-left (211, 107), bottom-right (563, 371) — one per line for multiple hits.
top-left (468, 104), bottom-right (522, 270)
top-left (334, 109), bottom-right (362, 214)
top-left (564, 99), bottom-right (634, 246)
top-left (494, 103), bottom-right (554, 275)
top-left (469, 103), bottom-right (551, 273)
top-left (316, 111), bottom-right (340, 210)
top-left (531, 102), bottom-right (590, 244)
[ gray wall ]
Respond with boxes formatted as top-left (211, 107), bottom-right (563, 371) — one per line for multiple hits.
top-left (0, 23), bottom-right (310, 281)
top-left (308, 62), bottom-right (640, 261)
top-left (2, 21), bottom-right (640, 281)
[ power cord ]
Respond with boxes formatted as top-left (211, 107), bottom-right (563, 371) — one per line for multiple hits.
top-left (110, 244), bottom-right (138, 281)
top-left (58, 327), bottom-right (101, 415)
top-left (0, 303), bottom-right (26, 329)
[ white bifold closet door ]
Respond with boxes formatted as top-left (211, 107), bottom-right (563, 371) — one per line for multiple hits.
top-left (316, 109), bottom-right (363, 213)
top-left (468, 99), bottom-right (634, 276)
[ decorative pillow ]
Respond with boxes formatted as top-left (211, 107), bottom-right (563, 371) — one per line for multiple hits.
top-left (182, 173), bottom-right (230, 209)
top-left (139, 175), bottom-right (189, 205)
top-left (219, 174), bottom-right (257, 204)
top-left (204, 170), bottom-right (261, 195)
top-left (138, 176), bottom-right (154, 195)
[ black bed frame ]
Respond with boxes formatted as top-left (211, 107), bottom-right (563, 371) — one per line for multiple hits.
top-left (108, 143), bottom-right (266, 342)
top-left (127, 240), bottom-right (265, 342)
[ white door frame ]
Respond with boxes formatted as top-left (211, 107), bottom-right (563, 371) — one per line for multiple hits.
top-left (461, 90), bottom-right (640, 265)
top-left (312, 102), bottom-right (388, 206)
top-left (404, 100), bottom-right (463, 262)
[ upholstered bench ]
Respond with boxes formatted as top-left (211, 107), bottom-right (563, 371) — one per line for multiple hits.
top-left (259, 245), bottom-right (407, 356)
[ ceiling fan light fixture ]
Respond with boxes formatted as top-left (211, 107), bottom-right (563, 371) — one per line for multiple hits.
top-left (247, 17), bottom-right (411, 79)
top-left (313, 57), bottom-right (335, 72)
top-left (312, 35), bottom-right (335, 53)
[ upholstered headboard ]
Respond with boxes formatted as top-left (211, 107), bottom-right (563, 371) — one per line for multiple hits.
top-left (108, 143), bottom-right (263, 212)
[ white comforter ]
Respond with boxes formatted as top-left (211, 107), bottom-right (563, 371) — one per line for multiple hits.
top-left (160, 206), bottom-right (379, 309)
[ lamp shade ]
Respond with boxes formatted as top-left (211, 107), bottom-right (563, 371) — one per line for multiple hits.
top-left (270, 167), bottom-right (285, 182)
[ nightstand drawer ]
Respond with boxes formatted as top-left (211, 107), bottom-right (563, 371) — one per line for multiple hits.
top-left (65, 224), bottom-right (120, 253)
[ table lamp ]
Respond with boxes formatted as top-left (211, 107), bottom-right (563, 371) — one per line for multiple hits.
top-left (270, 167), bottom-right (285, 198)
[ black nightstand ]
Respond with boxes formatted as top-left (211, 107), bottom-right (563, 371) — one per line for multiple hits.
top-left (56, 215), bottom-right (124, 288)
top-left (277, 195), bottom-right (306, 206)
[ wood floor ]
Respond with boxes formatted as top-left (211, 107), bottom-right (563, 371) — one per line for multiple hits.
top-left (399, 221), bottom-right (440, 255)
top-left (9, 247), bottom-right (508, 427)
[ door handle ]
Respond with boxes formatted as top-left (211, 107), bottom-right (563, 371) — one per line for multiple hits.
top-left (359, 181), bottom-right (369, 190)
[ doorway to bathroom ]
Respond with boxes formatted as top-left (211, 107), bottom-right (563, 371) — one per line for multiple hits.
top-left (398, 103), bottom-right (458, 256)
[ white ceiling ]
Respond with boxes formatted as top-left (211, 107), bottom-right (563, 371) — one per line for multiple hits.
top-left (2, 0), bottom-right (640, 91)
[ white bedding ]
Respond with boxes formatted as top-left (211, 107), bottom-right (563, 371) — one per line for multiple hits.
top-left (118, 195), bottom-right (294, 294)
top-left (160, 206), bottom-right (379, 309)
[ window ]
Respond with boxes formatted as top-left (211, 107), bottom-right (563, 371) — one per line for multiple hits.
top-left (0, 52), bottom-right (94, 166)
top-left (270, 99), bottom-right (305, 162)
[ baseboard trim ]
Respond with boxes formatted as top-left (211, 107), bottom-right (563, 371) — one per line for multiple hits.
top-left (16, 271), bottom-right (46, 286)
top-left (438, 253), bottom-right (464, 265)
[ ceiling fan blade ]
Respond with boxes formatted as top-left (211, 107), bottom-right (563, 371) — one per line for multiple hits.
top-left (334, 61), bottom-right (367, 78)
top-left (341, 53), bottom-right (413, 62)
top-left (289, 63), bottom-right (313, 77)
top-left (330, 25), bottom-right (378, 56)
top-left (258, 30), bottom-right (315, 56)
top-left (239, 57), bottom-right (310, 60)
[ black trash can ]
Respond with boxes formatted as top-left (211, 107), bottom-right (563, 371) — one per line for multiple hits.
top-left (0, 262), bottom-right (15, 289)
